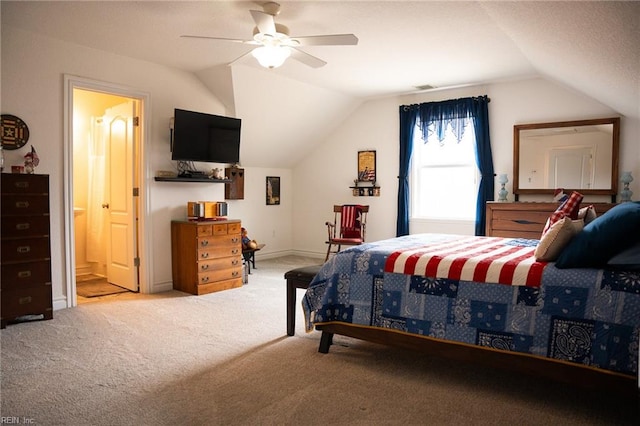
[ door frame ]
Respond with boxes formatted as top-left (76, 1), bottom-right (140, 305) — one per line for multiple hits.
top-left (63, 75), bottom-right (152, 307)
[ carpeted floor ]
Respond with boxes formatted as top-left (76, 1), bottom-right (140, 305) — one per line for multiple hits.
top-left (1, 256), bottom-right (638, 425)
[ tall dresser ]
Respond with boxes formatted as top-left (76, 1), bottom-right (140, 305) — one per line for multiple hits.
top-left (1, 173), bottom-right (53, 328)
top-left (171, 219), bottom-right (243, 295)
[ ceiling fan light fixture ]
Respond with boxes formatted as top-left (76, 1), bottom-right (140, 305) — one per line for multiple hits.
top-left (252, 45), bottom-right (291, 69)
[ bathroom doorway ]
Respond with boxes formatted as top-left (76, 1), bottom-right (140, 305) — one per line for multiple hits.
top-left (72, 89), bottom-right (139, 300)
top-left (64, 76), bottom-right (151, 308)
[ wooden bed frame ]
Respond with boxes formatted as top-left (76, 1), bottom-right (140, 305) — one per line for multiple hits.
top-left (316, 323), bottom-right (638, 395)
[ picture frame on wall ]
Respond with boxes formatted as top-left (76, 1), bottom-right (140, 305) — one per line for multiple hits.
top-left (357, 150), bottom-right (376, 182)
top-left (266, 176), bottom-right (280, 205)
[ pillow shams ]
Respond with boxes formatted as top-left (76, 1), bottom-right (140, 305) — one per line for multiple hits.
top-left (535, 217), bottom-right (583, 261)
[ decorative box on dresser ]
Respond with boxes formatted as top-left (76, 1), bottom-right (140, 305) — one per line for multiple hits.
top-left (171, 219), bottom-right (243, 295)
top-left (1, 173), bottom-right (53, 328)
top-left (485, 202), bottom-right (618, 239)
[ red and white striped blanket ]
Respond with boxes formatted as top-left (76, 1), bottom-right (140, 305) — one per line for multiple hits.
top-left (384, 236), bottom-right (547, 287)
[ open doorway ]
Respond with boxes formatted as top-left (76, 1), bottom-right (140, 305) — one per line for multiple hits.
top-left (73, 89), bottom-right (139, 302)
top-left (63, 76), bottom-right (151, 308)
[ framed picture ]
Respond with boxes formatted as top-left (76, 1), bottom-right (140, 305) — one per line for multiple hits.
top-left (266, 176), bottom-right (280, 205)
top-left (357, 150), bottom-right (376, 182)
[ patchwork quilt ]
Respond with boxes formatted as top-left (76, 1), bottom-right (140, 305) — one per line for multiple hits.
top-left (303, 233), bottom-right (640, 377)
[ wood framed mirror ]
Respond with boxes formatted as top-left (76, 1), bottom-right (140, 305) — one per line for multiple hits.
top-left (513, 117), bottom-right (619, 201)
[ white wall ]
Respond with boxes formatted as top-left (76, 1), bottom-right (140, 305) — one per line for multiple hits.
top-left (1, 27), bottom-right (295, 308)
top-left (292, 78), bottom-right (639, 256)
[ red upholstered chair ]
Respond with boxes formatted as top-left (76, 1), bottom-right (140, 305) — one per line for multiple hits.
top-left (325, 205), bottom-right (369, 261)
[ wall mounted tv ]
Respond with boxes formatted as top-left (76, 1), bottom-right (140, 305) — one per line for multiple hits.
top-left (171, 108), bottom-right (241, 164)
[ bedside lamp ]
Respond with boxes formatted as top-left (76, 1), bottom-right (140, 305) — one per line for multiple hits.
top-left (620, 171), bottom-right (634, 202)
top-left (497, 174), bottom-right (509, 202)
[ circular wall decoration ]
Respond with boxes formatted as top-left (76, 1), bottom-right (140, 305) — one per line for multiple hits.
top-left (1, 114), bottom-right (30, 150)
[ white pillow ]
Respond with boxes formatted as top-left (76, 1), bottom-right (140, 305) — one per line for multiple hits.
top-left (578, 205), bottom-right (597, 224)
top-left (535, 217), bottom-right (584, 261)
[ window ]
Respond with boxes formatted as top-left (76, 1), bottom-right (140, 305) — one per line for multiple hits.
top-left (411, 119), bottom-right (479, 220)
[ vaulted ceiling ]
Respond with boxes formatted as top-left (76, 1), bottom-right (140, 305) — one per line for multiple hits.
top-left (2, 1), bottom-right (638, 167)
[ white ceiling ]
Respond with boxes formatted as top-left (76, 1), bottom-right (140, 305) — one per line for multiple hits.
top-left (2, 1), bottom-right (639, 167)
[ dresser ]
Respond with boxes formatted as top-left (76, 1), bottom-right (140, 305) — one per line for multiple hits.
top-left (1, 173), bottom-right (53, 328)
top-left (485, 202), bottom-right (618, 239)
top-left (171, 219), bottom-right (243, 295)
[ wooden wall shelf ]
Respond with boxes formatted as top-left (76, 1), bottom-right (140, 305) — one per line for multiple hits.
top-left (350, 186), bottom-right (380, 197)
top-left (155, 177), bottom-right (231, 183)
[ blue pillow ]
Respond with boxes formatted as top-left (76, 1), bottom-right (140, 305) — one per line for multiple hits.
top-left (555, 201), bottom-right (640, 268)
top-left (607, 241), bottom-right (640, 270)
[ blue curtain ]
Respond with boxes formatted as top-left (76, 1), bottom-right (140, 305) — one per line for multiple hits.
top-left (397, 105), bottom-right (419, 236)
top-left (397, 96), bottom-right (494, 236)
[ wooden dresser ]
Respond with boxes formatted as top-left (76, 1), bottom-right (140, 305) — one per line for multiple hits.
top-left (171, 219), bottom-right (243, 295)
top-left (485, 202), bottom-right (618, 239)
top-left (1, 173), bottom-right (53, 328)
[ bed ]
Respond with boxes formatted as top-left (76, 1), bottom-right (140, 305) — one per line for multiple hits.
top-left (302, 203), bottom-right (640, 393)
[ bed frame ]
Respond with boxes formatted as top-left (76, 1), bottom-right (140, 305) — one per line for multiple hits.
top-left (316, 323), bottom-right (638, 395)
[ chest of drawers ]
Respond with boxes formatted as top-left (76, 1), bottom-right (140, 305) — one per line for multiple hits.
top-left (1, 173), bottom-right (53, 328)
top-left (171, 219), bottom-right (243, 295)
top-left (485, 202), bottom-right (618, 239)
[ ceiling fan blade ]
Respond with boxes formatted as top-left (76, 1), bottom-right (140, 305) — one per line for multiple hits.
top-left (250, 10), bottom-right (276, 35)
top-left (181, 35), bottom-right (258, 45)
top-left (227, 50), bottom-right (254, 66)
top-left (290, 34), bottom-right (358, 46)
top-left (290, 48), bottom-right (326, 68)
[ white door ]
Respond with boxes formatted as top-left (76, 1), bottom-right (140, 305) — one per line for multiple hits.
top-left (548, 147), bottom-right (593, 189)
top-left (105, 101), bottom-right (139, 291)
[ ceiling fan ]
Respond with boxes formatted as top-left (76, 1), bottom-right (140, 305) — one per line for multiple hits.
top-left (181, 2), bottom-right (358, 69)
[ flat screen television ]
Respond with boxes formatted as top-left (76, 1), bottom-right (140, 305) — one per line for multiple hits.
top-left (171, 108), bottom-right (241, 164)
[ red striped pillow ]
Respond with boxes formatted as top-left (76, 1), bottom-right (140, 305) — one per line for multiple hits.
top-left (541, 191), bottom-right (583, 236)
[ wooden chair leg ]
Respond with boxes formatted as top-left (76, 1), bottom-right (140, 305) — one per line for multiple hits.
top-left (325, 243), bottom-right (332, 262)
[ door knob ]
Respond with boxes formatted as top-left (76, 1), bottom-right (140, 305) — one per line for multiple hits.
top-left (102, 203), bottom-right (109, 209)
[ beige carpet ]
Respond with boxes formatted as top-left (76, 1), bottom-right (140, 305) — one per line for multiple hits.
top-left (1, 256), bottom-right (638, 425)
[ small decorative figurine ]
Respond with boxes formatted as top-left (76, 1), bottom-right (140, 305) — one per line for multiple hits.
top-left (620, 171), bottom-right (634, 202)
top-left (241, 227), bottom-right (258, 250)
top-left (23, 146), bottom-right (39, 174)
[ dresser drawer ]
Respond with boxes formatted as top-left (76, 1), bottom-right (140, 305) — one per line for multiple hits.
top-left (1, 260), bottom-right (51, 290)
top-left (197, 245), bottom-right (242, 260)
top-left (1, 284), bottom-right (53, 321)
top-left (198, 265), bottom-right (243, 285)
top-left (198, 256), bottom-right (242, 273)
top-left (1, 215), bottom-right (50, 238)
top-left (197, 224), bottom-right (212, 237)
top-left (1, 237), bottom-right (50, 263)
top-left (1, 194), bottom-right (50, 216)
top-left (1, 174), bottom-right (49, 194)
top-left (197, 234), bottom-right (241, 249)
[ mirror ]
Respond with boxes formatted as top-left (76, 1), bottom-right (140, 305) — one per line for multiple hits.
top-left (513, 117), bottom-right (619, 201)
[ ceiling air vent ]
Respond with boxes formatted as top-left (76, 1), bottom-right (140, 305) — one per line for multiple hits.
top-left (415, 84), bottom-right (437, 91)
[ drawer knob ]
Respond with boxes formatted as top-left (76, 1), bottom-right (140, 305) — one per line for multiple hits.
top-left (19, 296), bottom-right (33, 305)
top-left (14, 181), bottom-right (30, 189)
top-left (231, 248), bottom-right (239, 255)
top-left (201, 276), bottom-right (210, 283)
top-left (231, 271), bottom-right (239, 277)
top-left (200, 240), bottom-right (209, 247)
top-left (201, 252), bottom-right (209, 259)
top-left (201, 264), bottom-right (209, 271)
top-left (15, 201), bottom-right (30, 208)
top-left (231, 237), bottom-right (239, 243)
top-left (16, 223), bottom-right (31, 230)
top-left (232, 259), bottom-right (239, 266)
top-left (17, 246), bottom-right (31, 254)
top-left (18, 270), bottom-right (32, 278)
